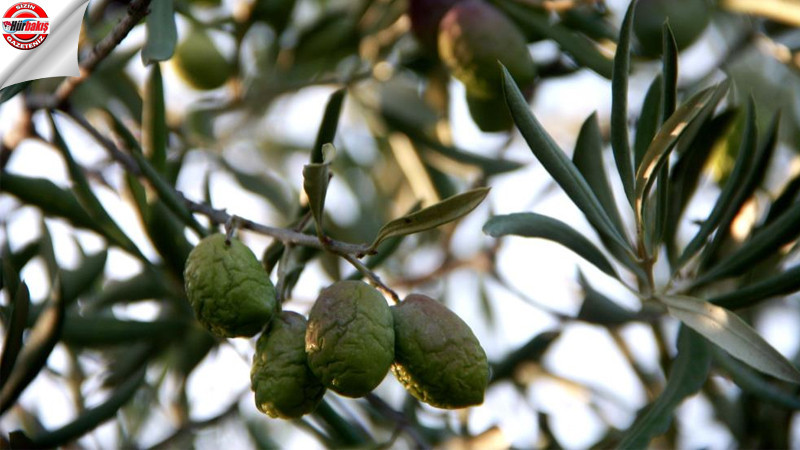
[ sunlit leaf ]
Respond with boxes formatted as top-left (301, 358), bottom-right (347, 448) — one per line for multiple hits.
top-left (141, 0), bottom-right (177, 64)
top-left (660, 294), bottom-right (800, 383)
top-left (484, 213), bottom-right (619, 279)
top-left (370, 187), bottom-right (489, 251)
top-left (502, 66), bottom-right (632, 253)
top-left (618, 326), bottom-right (710, 449)
top-left (610, 0), bottom-right (636, 202)
top-left (635, 83), bottom-right (727, 224)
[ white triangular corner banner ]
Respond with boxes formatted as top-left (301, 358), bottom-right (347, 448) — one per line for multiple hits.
top-left (0, 0), bottom-right (89, 90)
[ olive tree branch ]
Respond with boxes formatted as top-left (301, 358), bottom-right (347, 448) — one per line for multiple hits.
top-left (64, 107), bottom-right (373, 258)
top-left (27, 0), bottom-right (154, 110)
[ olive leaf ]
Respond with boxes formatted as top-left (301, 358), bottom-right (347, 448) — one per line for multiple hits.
top-left (143, 64), bottom-right (168, 174)
top-left (312, 89), bottom-right (346, 164)
top-left (141, 0), bottom-right (176, 64)
top-left (0, 281), bottom-right (30, 383)
top-left (501, 65), bottom-right (632, 254)
top-left (610, 0), bottom-right (636, 202)
top-left (634, 82), bottom-right (728, 224)
top-left (710, 264), bottom-right (800, 310)
top-left (713, 347), bottom-right (800, 410)
top-left (369, 187), bottom-right (489, 252)
top-left (484, 213), bottom-right (619, 279)
top-left (576, 272), bottom-right (638, 325)
top-left (659, 294), bottom-right (800, 383)
top-left (618, 326), bottom-right (711, 449)
top-left (303, 143), bottom-right (337, 237)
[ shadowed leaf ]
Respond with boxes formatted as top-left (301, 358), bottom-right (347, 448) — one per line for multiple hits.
top-left (143, 64), bottom-right (168, 174)
top-left (484, 213), bottom-right (619, 279)
top-left (618, 326), bottom-right (710, 449)
top-left (502, 66), bottom-right (632, 254)
top-left (710, 264), bottom-right (800, 310)
top-left (610, 0), bottom-right (636, 202)
top-left (0, 281), bottom-right (29, 383)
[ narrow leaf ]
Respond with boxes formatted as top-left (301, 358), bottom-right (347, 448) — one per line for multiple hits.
top-left (143, 64), bottom-right (168, 174)
top-left (713, 348), bottom-right (800, 410)
top-left (611, 0), bottom-right (636, 202)
top-left (0, 81), bottom-right (30, 105)
top-left (573, 112), bottom-right (626, 236)
top-left (765, 171), bottom-right (800, 225)
top-left (661, 22), bottom-right (678, 120)
top-left (633, 75), bottom-right (663, 170)
top-left (0, 282), bottom-right (30, 383)
top-left (661, 294), bottom-right (800, 383)
top-left (62, 317), bottom-right (187, 347)
top-left (495, 0), bottom-right (613, 78)
top-left (0, 289), bottom-right (65, 415)
top-left (312, 88), bottom-right (346, 163)
top-left (371, 187), bottom-right (489, 251)
top-left (491, 331), bottom-right (561, 382)
top-left (697, 111), bottom-right (780, 271)
top-left (635, 83), bottom-right (726, 223)
top-left (710, 264), bottom-right (800, 310)
top-left (141, 0), bottom-right (177, 64)
top-left (1, 173), bottom-right (97, 231)
top-left (29, 368), bottom-right (145, 448)
top-left (303, 163), bottom-right (330, 237)
top-left (618, 326), bottom-right (711, 449)
top-left (502, 66), bottom-right (632, 254)
top-left (61, 251), bottom-right (107, 305)
top-left (693, 199), bottom-right (800, 286)
top-left (665, 111), bottom-right (736, 266)
top-left (576, 272), bottom-right (638, 325)
top-left (484, 213), bottom-right (618, 279)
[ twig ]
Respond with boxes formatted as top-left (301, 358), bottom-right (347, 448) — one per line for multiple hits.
top-left (27, 0), bottom-right (154, 110)
top-left (365, 394), bottom-right (431, 450)
top-left (146, 393), bottom-right (242, 450)
top-left (64, 107), bottom-right (373, 257)
top-left (340, 253), bottom-right (399, 303)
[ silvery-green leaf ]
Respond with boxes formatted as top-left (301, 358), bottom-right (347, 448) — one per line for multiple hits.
top-left (370, 187), bottom-right (489, 251)
top-left (660, 294), bottom-right (800, 383)
top-left (141, 0), bottom-right (177, 64)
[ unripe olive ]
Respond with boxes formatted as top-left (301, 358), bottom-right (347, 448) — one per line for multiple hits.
top-left (438, 0), bottom-right (536, 98)
top-left (251, 311), bottom-right (326, 419)
top-left (305, 281), bottom-right (395, 398)
top-left (173, 27), bottom-right (233, 90)
top-left (184, 234), bottom-right (277, 338)
top-left (391, 294), bottom-right (489, 409)
top-left (633, 0), bottom-right (711, 57)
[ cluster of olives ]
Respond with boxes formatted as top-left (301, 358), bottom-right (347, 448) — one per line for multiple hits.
top-left (184, 234), bottom-right (489, 419)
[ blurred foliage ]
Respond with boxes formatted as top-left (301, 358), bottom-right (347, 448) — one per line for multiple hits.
top-left (3, 0), bottom-right (800, 448)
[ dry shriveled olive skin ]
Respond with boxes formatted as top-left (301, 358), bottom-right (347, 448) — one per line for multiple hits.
top-left (184, 234), bottom-right (276, 338)
top-left (305, 281), bottom-right (395, 398)
top-left (438, 0), bottom-right (536, 98)
top-left (251, 311), bottom-right (326, 419)
top-left (391, 294), bottom-right (489, 409)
